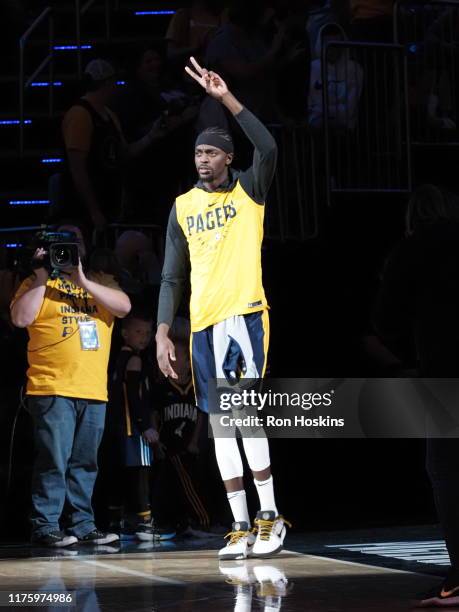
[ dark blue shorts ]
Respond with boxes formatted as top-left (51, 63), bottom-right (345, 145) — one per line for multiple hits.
top-left (190, 310), bottom-right (270, 413)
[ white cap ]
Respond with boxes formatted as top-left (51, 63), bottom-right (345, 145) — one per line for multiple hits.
top-left (84, 58), bottom-right (116, 82)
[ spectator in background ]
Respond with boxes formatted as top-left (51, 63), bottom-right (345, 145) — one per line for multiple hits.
top-left (308, 24), bottom-right (363, 131)
top-left (89, 247), bottom-right (121, 280)
top-left (268, 0), bottom-right (312, 123)
top-left (374, 185), bottom-right (459, 374)
top-left (372, 185), bottom-right (459, 607)
top-left (424, 8), bottom-right (459, 135)
top-left (202, 0), bottom-right (284, 130)
top-left (110, 47), bottom-right (200, 225)
top-left (112, 45), bottom-right (167, 143)
top-left (166, 1), bottom-right (224, 66)
top-left (306, 0), bottom-right (349, 59)
top-left (112, 44), bottom-right (198, 142)
top-left (115, 230), bottom-right (162, 294)
top-left (61, 59), bottom-right (169, 232)
top-left (350, 0), bottom-right (394, 43)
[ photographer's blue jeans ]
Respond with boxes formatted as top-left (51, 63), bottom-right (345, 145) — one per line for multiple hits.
top-left (26, 396), bottom-right (106, 539)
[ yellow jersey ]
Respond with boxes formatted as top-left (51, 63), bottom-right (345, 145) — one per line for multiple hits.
top-left (158, 106), bottom-right (277, 333)
top-left (12, 271), bottom-right (119, 401)
top-left (175, 179), bottom-right (267, 331)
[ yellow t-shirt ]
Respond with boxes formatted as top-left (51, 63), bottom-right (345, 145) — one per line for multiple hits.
top-left (175, 180), bottom-right (268, 332)
top-left (12, 272), bottom-right (119, 401)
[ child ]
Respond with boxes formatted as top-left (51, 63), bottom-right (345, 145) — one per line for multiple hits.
top-left (106, 311), bottom-right (160, 540)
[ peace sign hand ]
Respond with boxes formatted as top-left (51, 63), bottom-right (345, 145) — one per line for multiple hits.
top-left (185, 56), bottom-right (228, 100)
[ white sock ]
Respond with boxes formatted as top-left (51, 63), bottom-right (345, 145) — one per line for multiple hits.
top-left (254, 475), bottom-right (278, 515)
top-left (227, 490), bottom-right (250, 526)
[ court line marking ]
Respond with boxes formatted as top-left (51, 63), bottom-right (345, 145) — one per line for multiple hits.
top-left (80, 548), bottom-right (437, 584)
top-left (283, 549), bottom-right (435, 578)
top-left (79, 559), bottom-right (185, 585)
top-left (328, 540), bottom-right (444, 547)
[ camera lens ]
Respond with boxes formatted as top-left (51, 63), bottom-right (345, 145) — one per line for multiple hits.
top-left (49, 242), bottom-right (78, 270)
top-left (54, 247), bottom-right (70, 266)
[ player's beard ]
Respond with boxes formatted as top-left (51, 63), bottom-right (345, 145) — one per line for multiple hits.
top-left (199, 168), bottom-right (214, 182)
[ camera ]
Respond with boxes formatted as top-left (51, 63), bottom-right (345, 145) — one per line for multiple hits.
top-left (31, 231), bottom-right (80, 277)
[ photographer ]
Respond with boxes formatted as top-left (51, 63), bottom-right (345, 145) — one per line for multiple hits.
top-left (10, 224), bottom-right (131, 548)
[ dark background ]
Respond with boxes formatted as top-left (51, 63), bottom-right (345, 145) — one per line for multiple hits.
top-left (1, 0), bottom-right (455, 540)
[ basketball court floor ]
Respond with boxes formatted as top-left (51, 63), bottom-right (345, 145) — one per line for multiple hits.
top-left (0, 525), bottom-right (447, 611)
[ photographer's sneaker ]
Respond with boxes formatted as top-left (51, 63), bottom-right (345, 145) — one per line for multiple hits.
top-left (251, 511), bottom-right (291, 558)
top-left (218, 521), bottom-right (257, 560)
top-left (78, 529), bottom-right (119, 545)
top-left (31, 530), bottom-right (77, 548)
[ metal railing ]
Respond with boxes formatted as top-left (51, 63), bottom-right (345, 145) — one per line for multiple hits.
top-left (19, 7), bottom-right (54, 156)
top-left (321, 40), bottom-right (412, 204)
top-left (75, 0), bottom-right (111, 77)
top-left (266, 125), bottom-right (319, 242)
top-left (394, 0), bottom-right (459, 144)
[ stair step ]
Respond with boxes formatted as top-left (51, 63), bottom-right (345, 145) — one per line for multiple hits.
top-left (2, 0), bottom-right (177, 229)
top-left (0, 149), bottom-right (61, 161)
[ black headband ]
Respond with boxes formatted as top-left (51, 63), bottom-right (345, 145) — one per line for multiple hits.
top-left (195, 132), bottom-right (234, 154)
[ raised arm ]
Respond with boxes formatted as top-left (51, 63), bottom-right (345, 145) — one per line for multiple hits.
top-left (185, 56), bottom-right (277, 203)
top-left (233, 106), bottom-right (277, 204)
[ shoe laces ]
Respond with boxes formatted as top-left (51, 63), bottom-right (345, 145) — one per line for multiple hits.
top-left (254, 515), bottom-right (292, 541)
top-left (224, 529), bottom-right (250, 545)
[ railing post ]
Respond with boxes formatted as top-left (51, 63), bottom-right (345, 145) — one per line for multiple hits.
top-left (19, 39), bottom-right (25, 156)
top-left (105, 0), bottom-right (111, 41)
top-left (48, 14), bottom-right (54, 119)
top-left (18, 7), bottom-right (54, 157)
top-left (291, 129), bottom-right (306, 240)
top-left (76, 0), bottom-right (82, 78)
top-left (402, 49), bottom-right (412, 192)
top-left (393, 0), bottom-right (400, 44)
top-left (309, 134), bottom-right (319, 240)
top-left (322, 41), bottom-right (332, 207)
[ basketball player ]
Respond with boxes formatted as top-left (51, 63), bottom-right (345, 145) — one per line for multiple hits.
top-left (156, 57), bottom-right (290, 560)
